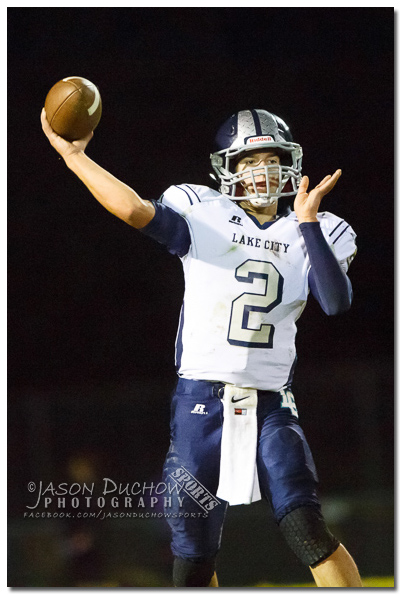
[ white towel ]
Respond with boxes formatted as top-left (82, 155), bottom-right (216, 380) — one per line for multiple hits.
top-left (216, 385), bottom-right (261, 505)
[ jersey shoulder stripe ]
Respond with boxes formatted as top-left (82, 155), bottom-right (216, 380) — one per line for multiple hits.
top-left (317, 211), bottom-right (357, 268)
top-left (159, 184), bottom-right (223, 215)
top-left (172, 185), bottom-right (198, 206)
top-left (318, 211), bottom-right (354, 234)
top-left (328, 219), bottom-right (345, 237)
top-left (332, 224), bottom-right (351, 244)
top-left (182, 184), bottom-right (202, 203)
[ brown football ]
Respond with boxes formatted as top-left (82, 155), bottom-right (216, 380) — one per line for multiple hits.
top-left (44, 76), bottom-right (102, 141)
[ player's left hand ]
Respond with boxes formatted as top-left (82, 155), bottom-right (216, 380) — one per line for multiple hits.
top-left (294, 169), bottom-right (342, 223)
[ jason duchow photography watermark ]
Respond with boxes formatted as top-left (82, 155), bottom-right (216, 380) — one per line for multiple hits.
top-left (24, 467), bottom-right (220, 520)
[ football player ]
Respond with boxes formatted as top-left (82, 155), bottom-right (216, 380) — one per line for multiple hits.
top-left (41, 108), bottom-right (362, 587)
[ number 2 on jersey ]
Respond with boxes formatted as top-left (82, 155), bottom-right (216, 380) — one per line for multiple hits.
top-left (227, 259), bottom-right (284, 348)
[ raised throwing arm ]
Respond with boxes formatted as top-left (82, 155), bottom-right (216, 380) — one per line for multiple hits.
top-left (41, 108), bottom-right (155, 229)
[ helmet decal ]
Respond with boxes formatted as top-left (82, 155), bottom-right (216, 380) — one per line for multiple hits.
top-left (245, 136), bottom-right (274, 144)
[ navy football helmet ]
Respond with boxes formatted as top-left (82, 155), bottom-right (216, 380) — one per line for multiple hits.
top-left (210, 109), bottom-right (303, 206)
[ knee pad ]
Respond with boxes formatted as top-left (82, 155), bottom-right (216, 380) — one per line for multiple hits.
top-left (173, 556), bottom-right (216, 587)
top-left (279, 506), bottom-right (340, 567)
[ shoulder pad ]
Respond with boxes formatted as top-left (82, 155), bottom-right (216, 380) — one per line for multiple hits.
top-left (159, 184), bottom-right (222, 215)
top-left (318, 212), bottom-right (357, 266)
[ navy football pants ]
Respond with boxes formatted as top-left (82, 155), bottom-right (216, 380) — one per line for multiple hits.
top-left (162, 378), bottom-right (320, 560)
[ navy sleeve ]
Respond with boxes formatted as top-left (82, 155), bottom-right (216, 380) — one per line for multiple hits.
top-left (300, 222), bottom-right (353, 316)
top-left (138, 201), bottom-right (191, 257)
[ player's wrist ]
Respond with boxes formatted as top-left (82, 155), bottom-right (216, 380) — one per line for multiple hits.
top-left (64, 150), bottom-right (86, 169)
top-left (297, 217), bottom-right (319, 224)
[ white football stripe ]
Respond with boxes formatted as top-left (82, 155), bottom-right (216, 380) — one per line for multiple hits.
top-left (88, 86), bottom-right (100, 116)
top-left (62, 77), bottom-right (100, 116)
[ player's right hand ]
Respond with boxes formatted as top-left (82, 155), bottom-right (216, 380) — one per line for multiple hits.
top-left (41, 108), bottom-right (93, 160)
top-left (294, 170), bottom-right (342, 224)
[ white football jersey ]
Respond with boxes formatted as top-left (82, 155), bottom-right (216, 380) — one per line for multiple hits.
top-left (160, 184), bottom-right (357, 391)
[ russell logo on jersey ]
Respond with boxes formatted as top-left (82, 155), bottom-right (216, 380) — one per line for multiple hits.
top-left (229, 215), bottom-right (243, 226)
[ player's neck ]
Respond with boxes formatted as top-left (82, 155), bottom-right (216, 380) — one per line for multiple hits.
top-left (238, 200), bottom-right (278, 224)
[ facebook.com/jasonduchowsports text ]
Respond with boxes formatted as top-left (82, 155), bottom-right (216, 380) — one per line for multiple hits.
top-left (24, 467), bottom-right (221, 520)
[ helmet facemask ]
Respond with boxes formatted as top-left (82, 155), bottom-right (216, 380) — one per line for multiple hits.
top-left (210, 110), bottom-right (303, 207)
top-left (211, 142), bottom-right (303, 207)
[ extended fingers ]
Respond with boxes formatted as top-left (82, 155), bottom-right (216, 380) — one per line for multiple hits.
top-left (297, 175), bottom-right (309, 195)
top-left (41, 108), bottom-right (55, 137)
top-left (316, 174), bottom-right (332, 188)
top-left (315, 170), bottom-right (342, 195)
top-left (41, 107), bottom-right (49, 126)
top-left (41, 108), bottom-right (48, 129)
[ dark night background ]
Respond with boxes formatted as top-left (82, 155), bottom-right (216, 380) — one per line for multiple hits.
top-left (8, 8), bottom-right (393, 587)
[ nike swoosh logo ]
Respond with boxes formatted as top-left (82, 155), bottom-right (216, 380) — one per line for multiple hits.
top-left (231, 396), bottom-right (250, 403)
